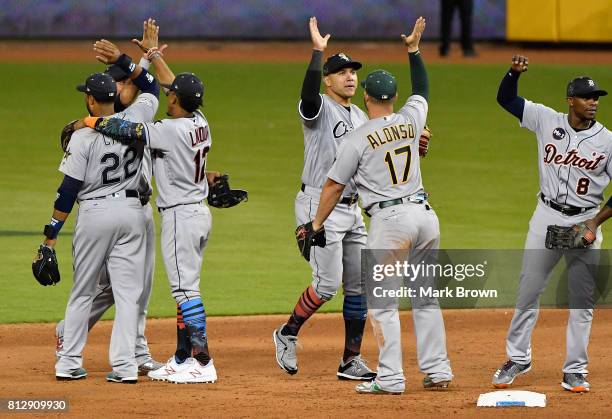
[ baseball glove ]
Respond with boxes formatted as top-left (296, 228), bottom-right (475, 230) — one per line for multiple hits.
top-left (32, 245), bottom-right (60, 286)
top-left (60, 120), bottom-right (78, 152)
top-left (545, 223), bottom-right (596, 249)
top-left (207, 174), bottom-right (248, 208)
top-left (419, 125), bottom-right (432, 158)
top-left (295, 222), bottom-right (326, 262)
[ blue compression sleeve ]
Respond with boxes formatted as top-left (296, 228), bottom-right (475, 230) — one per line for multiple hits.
top-left (497, 68), bottom-right (525, 121)
top-left (54, 175), bottom-right (82, 213)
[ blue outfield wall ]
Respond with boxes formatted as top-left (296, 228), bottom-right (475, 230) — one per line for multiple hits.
top-left (1, 0), bottom-right (506, 39)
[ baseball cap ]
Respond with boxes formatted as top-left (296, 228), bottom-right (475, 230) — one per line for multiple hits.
top-left (161, 72), bottom-right (204, 100)
top-left (361, 69), bottom-right (397, 100)
top-left (323, 53), bottom-right (362, 76)
top-left (105, 64), bottom-right (129, 82)
top-left (567, 76), bottom-right (608, 98)
top-left (76, 72), bottom-right (117, 101)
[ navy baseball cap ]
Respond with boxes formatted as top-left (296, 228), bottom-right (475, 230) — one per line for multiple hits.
top-left (76, 72), bottom-right (116, 101)
top-left (567, 77), bottom-right (607, 98)
top-left (105, 64), bottom-right (129, 82)
top-left (323, 53), bottom-right (362, 76)
top-left (161, 73), bottom-right (204, 100)
top-left (361, 69), bottom-right (397, 100)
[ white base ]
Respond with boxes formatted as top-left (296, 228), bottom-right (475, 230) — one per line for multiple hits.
top-left (477, 390), bottom-right (546, 408)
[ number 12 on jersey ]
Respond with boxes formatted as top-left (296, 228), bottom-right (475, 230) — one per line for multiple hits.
top-left (193, 146), bottom-right (210, 183)
top-left (384, 145), bottom-right (412, 185)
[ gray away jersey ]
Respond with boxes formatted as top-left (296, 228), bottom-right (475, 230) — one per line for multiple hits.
top-left (521, 100), bottom-right (612, 207)
top-left (59, 94), bottom-right (159, 201)
top-left (328, 95), bottom-right (428, 209)
top-left (142, 110), bottom-right (212, 209)
top-left (299, 94), bottom-right (368, 195)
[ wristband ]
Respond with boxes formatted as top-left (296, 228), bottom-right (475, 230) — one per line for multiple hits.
top-left (44, 218), bottom-right (64, 240)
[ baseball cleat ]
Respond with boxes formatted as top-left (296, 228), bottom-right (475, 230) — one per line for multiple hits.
top-left (56, 367), bottom-right (87, 381)
top-left (273, 325), bottom-right (298, 375)
top-left (423, 375), bottom-right (451, 389)
top-left (561, 373), bottom-right (590, 393)
top-left (106, 372), bottom-right (138, 384)
top-left (355, 381), bottom-right (402, 395)
top-left (138, 359), bottom-right (165, 376)
top-left (147, 356), bottom-right (191, 381)
top-left (492, 360), bottom-right (531, 388)
top-left (337, 356), bottom-right (376, 381)
top-left (166, 358), bottom-right (217, 384)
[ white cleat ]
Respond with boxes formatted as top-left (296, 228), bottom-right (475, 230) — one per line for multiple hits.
top-left (167, 358), bottom-right (217, 384)
top-left (147, 356), bottom-right (191, 381)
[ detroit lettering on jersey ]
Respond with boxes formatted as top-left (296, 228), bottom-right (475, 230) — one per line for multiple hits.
top-left (521, 100), bottom-right (612, 206)
top-left (543, 145), bottom-right (605, 171)
top-left (327, 95), bottom-right (429, 209)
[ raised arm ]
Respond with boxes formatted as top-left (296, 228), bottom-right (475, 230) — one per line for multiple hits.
top-left (116, 18), bottom-right (168, 107)
top-left (94, 39), bottom-right (160, 99)
top-left (401, 17), bottom-right (428, 101)
top-left (497, 55), bottom-right (528, 120)
top-left (132, 18), bottom-right (174, 87)
top-left (300, 17), bottom-right (328, 118)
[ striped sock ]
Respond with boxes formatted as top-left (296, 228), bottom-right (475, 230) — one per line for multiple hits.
top-left (342, 294), bottom-right (367, 362)
top-left (175, 306), bottom-right (191, 363)
top-left (282, 285), bottom-right (324, 336)
top-left (180, 298), bottom-right (211, 365)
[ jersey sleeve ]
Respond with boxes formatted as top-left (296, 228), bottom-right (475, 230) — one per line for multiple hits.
top-left (327, 140), bottom-right (360, 185)
top-left (298, 94), bottom-right (324, 127)
top-left (397, 95), bottom-right (428, 131)
top-left (123, 93), bottom-right (159, 123)
top-left (58, 131), bottom-right (90, 181)
top-left (520, 100), bottom-right (556, 133)
top-left (143, 119), bottom-right (180, 151)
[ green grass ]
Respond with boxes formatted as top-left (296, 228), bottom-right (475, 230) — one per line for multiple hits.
top-left (1, 61), bottom-right (611, 322)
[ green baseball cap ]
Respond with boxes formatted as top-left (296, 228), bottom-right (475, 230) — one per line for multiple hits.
top-left (361, 69), bottom-right (397, 100)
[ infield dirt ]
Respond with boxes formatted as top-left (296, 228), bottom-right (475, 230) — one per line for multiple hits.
top-left (1, 310), bottom-right (612, 418)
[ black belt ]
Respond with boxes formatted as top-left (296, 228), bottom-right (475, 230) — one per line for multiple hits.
top-left (365, 194), bottom-right (429, 217)
top-left (539, 193), bottom-right (595, 216)
top-left (301, 183), bottom-right (359, 206)
top-left (158, 202), bottom-right (201, 212)
top-left (87, 189), bottom-right (139, 201)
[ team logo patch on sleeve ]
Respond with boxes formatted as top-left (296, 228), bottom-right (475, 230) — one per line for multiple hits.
top-left (552, 127), bottom-right (566, 140)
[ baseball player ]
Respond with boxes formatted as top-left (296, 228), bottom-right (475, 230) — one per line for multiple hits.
top-left (306, 17), bottom-right (453, 394)
top-left (272, 16), bottom-right (375, 381)
top-left (55, 20), bottom-right (164, 376)
top-left (75, 51), bottom-right (220, 383)
top-left (492, 55), bottom-right (611, 393)
top-left (49, 48), bottom-right (160, 382)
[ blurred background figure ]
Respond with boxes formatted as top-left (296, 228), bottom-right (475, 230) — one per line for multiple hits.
top-left (439, 0), bottom-right (476, 57)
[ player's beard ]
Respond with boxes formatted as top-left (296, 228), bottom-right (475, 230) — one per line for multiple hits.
top-left (86, 101), bottom-right (94, 117)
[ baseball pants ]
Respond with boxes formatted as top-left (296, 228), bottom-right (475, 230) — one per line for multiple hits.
top-left (56, 202), bottom-right (156, 365)
top-left (506, 198), bottom-right (602, 373)
top-left (295, 189), bottom-right (367, 300)
top-left (56, 196), bottom-right (146, 378)
top-left (367, 202), bottom-right (453, 393)
top-left (159, 203), bottom-right (211, 306)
